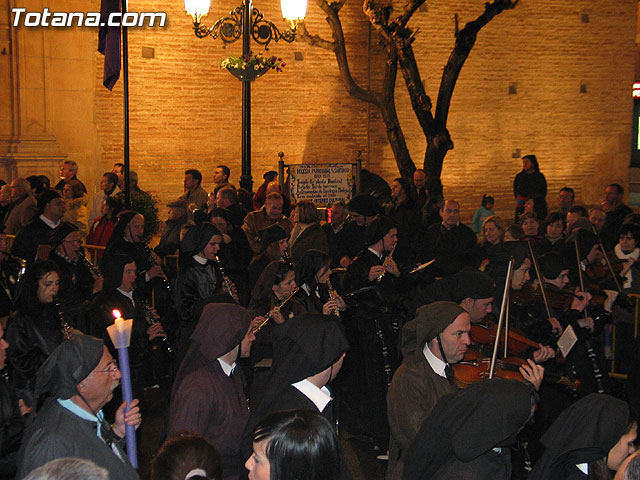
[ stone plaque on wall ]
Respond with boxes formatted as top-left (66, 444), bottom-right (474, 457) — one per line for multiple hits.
top-left (288, 164), bottom-right (354, 207)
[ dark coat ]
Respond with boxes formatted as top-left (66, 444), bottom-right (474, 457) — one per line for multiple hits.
top-left (6, 303), bottom-right (64, 399)
top-left (0, 376), bottom-right (24, 478)
top-left (11, 217), bottom-right (54, 262)
top-left (17, 399), bottom-right (139, 480)
top-left (422, 223), bottom-right (478, 277)
top-left (289, 223), bottom-right (329, 266)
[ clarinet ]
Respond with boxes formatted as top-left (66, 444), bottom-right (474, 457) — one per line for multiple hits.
top-left (141, 299), bottom-right (173, 355)
top-left (78, 250), bottom-right (101, 277)
top-left (282, 251), bottom-right (294, 268)
top-left (141, 243), bottom-right (172, 293)
top-left (55, 297), bottom-right (73, 339)
top-left (6, 254), bottom-right (26, 284)
top-left (213, 255), bottom-right (240, 304)
top-left (325, 277), bottom-right (341, 319)
top-left (252, 287), bottom-right (299, 334)
top-left (376, 243), bottom-right (397, 283)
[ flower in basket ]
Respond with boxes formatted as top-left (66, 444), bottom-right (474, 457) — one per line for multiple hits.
top-left (220, 52), bottom-right (286, 72)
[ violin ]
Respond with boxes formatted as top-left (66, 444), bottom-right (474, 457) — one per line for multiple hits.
top-left (453, 348), bottom-right (581, 393)
top-left (453, 349), bottom-right (526, 388)
top-left (511, 282), bottom-right (575, 311)
top-left (471, 320), bottom-right (540, 356)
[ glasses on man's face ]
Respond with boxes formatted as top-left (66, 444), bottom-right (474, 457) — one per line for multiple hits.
top-left (95, 360), bottom-right (119, 373)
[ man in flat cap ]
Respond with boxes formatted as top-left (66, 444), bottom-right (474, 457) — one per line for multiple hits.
top-left (18, 334), bottom-right (141, 479)
top-left (386, 301), bottom-right (542, 480)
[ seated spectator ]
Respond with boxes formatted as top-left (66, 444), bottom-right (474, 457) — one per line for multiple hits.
top-left (86, 197), bottom-right (121, 257)
top-left (152, 432), bottom-right (222, 480)
top-left (472, 194), bottom-right (495, 234)
top-left (504, 223), bottom-right (525, 242)
top-left (537, 211), bottom-right (565, 254)
top-left (155, 200), bottom-right (188, 259)
top-left (519, 212), bottom-right (542, 240)
top-left (246, 410), bottom-right (341, 480)
top-left (0, 184), bottom-right (13, 229)
top-left (11, 190), bottom-right (65, 262)
top-left (61, 180), bottom-right (88, 237)
top-left (243, 193), bottom-right (292, 257)
top-left (614, 223), bottom-right (640, 291)
top-left (322, 201), bottom-right (348, 268)
top-left (288, 201), bottom-right (328, 265)
top-left (253, 171), bottom-right (278, 211)
top-left (5, 178), bottom-right (38, 235)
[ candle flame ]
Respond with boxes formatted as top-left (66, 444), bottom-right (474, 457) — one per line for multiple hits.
top-left (112, 309), bottom-right (121, 318)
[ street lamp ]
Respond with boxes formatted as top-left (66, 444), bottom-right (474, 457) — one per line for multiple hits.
top-left (185, 0), bottom-right (306, 191)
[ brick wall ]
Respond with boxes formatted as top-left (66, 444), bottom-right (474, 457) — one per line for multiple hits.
top-left (93, 0), bottom-right (637, 223)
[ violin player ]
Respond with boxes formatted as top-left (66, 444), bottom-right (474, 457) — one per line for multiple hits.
top-left (386, 301), bottom-right (542, 480)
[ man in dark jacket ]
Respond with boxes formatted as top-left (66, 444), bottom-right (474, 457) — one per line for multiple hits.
top-left (421, 200), bottom-right (478, 277)
top-left (18, 335), bottom-right (141, 479)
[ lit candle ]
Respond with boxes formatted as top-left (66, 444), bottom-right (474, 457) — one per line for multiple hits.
top-left (107, 309), bottom-right (138, 468)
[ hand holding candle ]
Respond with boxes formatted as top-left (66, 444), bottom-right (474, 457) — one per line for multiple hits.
top-left (107, 310), bottom-right (138, 469)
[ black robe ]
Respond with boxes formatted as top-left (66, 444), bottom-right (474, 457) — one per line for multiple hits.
top-left (10, 217), bottom-right (53, 262)
top-left (17, 399), bottom-right (139, 480)
top-left (0, 374), bottom-right (24, 478)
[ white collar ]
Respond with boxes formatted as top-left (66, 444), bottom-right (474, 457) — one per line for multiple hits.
top-left (217, 358), bottom-right (236, 377)
top-left (292, 379), bottom-right (332, 412)
top-left (116, 288), bottom-right (135, 306)
top-left (40, 214), bottom-right (60, 229)
top-left (576, 463), bottom-right (589, 475)
top-left (423, 342), bottom-right (448, 378)
top-left (193, 254), bottom-right (207, 265)
top-left (368, 247), bottom-right (383, 260)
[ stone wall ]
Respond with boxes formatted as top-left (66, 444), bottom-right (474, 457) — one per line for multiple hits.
top-left (2, 0), bottom-right (636, 224)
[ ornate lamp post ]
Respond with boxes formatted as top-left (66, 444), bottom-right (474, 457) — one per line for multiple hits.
top-left (185, 0), bottom-right (306, 191)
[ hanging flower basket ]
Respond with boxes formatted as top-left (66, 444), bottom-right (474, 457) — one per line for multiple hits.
top-left (226, 64), bottom-right (272, 81)
top-left (220, 52), bottom-right (286, 82)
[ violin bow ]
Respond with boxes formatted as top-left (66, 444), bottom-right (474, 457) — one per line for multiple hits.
top-left (527, 238), bottom-right (554, 321)
top-left (590, 224), bottom-right (623, 293)
top-left (574, 239), bottom-right (590, 323)
top-left (489, 257), bottom-right (514, 379)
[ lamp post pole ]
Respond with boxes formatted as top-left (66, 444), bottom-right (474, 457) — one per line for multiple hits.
top-left (185, 0), bottom-right (305, 193)
top-left (241, 0), bottom-right (253, 192)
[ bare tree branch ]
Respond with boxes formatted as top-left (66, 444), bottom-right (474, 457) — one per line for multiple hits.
top-left (297, 23), bottom-right (334, 50)
top-left (300, 0), bottom-right (380, 105)
top-left (435, 0), bottom-right (518, 124)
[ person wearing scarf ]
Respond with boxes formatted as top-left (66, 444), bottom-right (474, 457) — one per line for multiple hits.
top-left (17, 335), bottom-right (141, 479)
top-left (240, 314), bottom-right (349, 472)
top-left (529, 393), bottom-right (636, 480)
top-left (174, 223), bottom-right (231, 359)
top-left (403, 379), bottom-right (538, 480)
top-left (169, 303), bottom-right (253, 480)
top-left (614, 223), bottom-right (640, 291)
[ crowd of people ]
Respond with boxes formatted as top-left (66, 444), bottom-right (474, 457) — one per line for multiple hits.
top-left (0, 157), bottom-right (636, 480)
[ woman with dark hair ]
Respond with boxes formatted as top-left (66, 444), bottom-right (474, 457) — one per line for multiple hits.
top-left (247, 261), bottom-right (305, 407)
top-left (520, 211), bottom-right (543, 240)
top-left (248, 224), bottom-right (289, 289)
top-left (48, 222), bottom-right (102, 330)
top-left (61, 179), bottom-right (88, 236)
top-left (293, 249), bottom-right (345, 316)
top-left (513, 154), bottom-right (548, 222)
top-left (614, 223), bottom-right (640, 291)
top-left (538, 211), bottom-right (566, 254)
top-left (287, 201), bottom-right (328, 265)
top-left (529, 393), bottom-right (637, 480)
top-left (246, 410), bottom-right (341, 480)
top-left (152, 432), bottom-right (222, 480)
top-left (6, 260), bottom-right (63, 403)
top-left (86, 196), bottom-right (122, 255)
